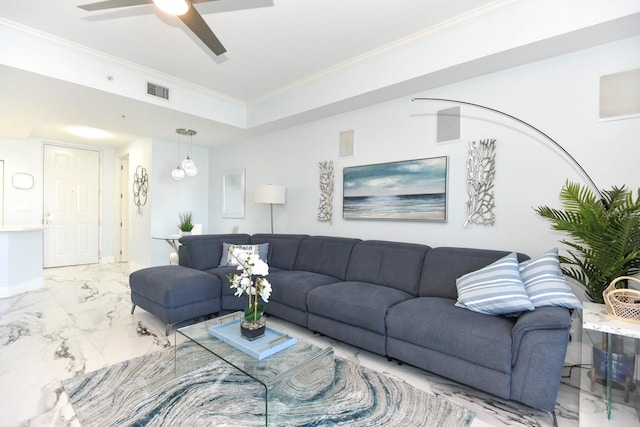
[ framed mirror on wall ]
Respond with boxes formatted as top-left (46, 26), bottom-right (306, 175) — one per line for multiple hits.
top-left (222, 168), bottom-right (245, 218)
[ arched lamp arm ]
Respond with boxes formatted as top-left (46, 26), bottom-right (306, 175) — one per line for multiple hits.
top-left (412, 97), bottom-right (604, 202)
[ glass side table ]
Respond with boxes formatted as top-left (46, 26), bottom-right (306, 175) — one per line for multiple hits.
top-left (580, 302), bottom-right (640, 426)
top-left (152, 234), bottom-right (182, 264)
top-left (175, 313), bottom-right (335, 425)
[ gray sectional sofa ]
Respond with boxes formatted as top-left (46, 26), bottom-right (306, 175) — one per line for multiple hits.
top-left (129, 233), bottom-right (571, 413)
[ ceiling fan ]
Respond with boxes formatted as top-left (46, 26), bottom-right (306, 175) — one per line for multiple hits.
top-left (78, 0), bottom-right (227, 55)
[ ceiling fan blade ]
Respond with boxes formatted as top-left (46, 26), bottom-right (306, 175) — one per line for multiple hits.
top-left (78, 0), bottom-right (153, 11)
top-left (178, 4), bottom-right (226, 56)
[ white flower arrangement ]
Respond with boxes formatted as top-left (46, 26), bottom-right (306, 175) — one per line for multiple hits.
top-left (226, 246), bottom-right (272, 323)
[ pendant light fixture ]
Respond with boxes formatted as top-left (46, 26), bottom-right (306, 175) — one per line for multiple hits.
top-left (171, 128), bottom-right (187, 180)
top-left (177, 128), bottom-right (198, 177)
top-left (171, 164), bottom-right (185, 180)
top-left (185, 162), bottom-right (198, 177)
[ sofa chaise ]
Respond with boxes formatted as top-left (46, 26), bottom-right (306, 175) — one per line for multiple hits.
top-left (129, 233), bottom-right (572, 413)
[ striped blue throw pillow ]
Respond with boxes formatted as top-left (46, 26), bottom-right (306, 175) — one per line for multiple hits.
top-left (519, 248), bottom-right (582, 309)
top-left (455, 252), bottom-right (534, 315)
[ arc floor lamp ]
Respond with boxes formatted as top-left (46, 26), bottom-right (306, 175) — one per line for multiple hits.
top-left (412, 97), bottom-right (604, 201)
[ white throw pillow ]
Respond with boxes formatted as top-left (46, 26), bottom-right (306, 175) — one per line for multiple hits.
top-left (219, 242), bottom-right (269, 267)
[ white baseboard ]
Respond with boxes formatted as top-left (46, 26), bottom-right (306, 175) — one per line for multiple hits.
top-left (0, 277), bottom-right (44, 298)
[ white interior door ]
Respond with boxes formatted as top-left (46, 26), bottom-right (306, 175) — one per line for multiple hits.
top-left (43, 145), bottom-right (100, 268)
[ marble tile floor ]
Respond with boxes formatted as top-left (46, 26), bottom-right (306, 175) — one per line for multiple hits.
top-left (0, 263), bottom-right (580, 427)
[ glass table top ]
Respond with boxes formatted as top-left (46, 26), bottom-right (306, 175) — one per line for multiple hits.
top-left (176, 313), bottom-right (333, 387)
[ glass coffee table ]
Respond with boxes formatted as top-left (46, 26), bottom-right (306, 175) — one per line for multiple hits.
top-left (175, 313), bottom-right (335, 425)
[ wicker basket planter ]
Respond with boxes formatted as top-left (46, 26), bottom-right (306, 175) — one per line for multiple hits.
top-left (603, 276), bottom-right (640, 324)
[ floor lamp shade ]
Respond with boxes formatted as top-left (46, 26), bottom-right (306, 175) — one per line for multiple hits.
top-left (255, 185), bottom-right (286, 233)
top-left (254, 185), bottom-right (286, 204)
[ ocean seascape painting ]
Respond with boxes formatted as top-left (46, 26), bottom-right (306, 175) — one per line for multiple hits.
top-left (343, 157), bottom-right (448, 221)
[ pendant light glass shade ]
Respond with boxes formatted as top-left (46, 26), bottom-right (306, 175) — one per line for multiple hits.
top-left (174, 128), bottom-right (197, 178)
top-left (181, 155), bottom-right (195, 172)
top-left (153, 0), bottom-right (189, 15)
top-left (185, 164), bottom-right (198, 177)
top-left (172, 165), bottom-right (185, 180)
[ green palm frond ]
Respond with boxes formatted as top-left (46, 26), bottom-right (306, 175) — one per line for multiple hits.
top-left (535, 180), bottom-right (640, 304)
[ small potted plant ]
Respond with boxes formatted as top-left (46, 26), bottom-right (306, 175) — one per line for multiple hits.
top-left (178, 212), bottom-right (194, 235)
top-left (227, 245), bottom-right (272, 340)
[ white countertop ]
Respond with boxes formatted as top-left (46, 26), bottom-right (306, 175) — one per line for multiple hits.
top-left (152, 234), bottom-right (182, 240)
top-left (0, 226), bottom-right (43, 232)
top-left (582, 301), bottom-right (640, 339)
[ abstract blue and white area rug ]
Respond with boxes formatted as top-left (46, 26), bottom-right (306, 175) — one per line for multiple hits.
top-left (63, 343), bottom-right (474, 426)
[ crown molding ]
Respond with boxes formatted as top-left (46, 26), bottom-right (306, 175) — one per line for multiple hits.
top-left (0, 17), bottom-right (246, 108)
top-left (248, 0), bottom-right (525, 105)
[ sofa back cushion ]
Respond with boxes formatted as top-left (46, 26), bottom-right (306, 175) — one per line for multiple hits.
top-left (346, 240), bottom-right (430, 295)
top-left (251, 234), bottom-right (308, 270)
top-left (419, 247), bottom-right (529, 299)
top-left (293, 236), bottom-right (361, 279)
top-left (178, 234), bottom-right (251, 270)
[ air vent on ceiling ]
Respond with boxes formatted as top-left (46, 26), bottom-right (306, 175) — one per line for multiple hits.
top-left (146, 82), bottom-right (170, 100)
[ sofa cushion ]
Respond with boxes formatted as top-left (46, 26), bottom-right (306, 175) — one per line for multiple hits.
top-left (178, 234), bottom-right (251, 270)
top-left (219, 242), bottom-right (269, 266)
top-left (345, 240), bottom-right (430, 295)
top-left (266, 270), bottom-right (342, 311)
top-left (293, 236), bottom-right (361, 279)
top-left (386, 297), bottom-right (516, 373)
top-left (250, 234), bottom-right (308, 270)
top-left (419, 247), bottom-right (529, 299)
top-left (307, 282), bottom-right (413, 334)
top-left (130, 265), bottom-right (221, 314)
top-left (519, 248), bottom-right (582, 309)
top-left (455, 253), bottom-right (534, 315)
top-left (205, 265), bottom-right (240, 297)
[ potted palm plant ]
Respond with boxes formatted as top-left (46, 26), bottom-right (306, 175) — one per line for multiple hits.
top-left (536, 180), bottom-right (640, 394)
top-left (535, 181), bottom-right (640, 304)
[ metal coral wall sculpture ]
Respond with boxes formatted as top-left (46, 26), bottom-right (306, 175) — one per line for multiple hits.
top-left (464, 139), bottom-right (496, 227)
top-left (317, 161), bottom-right (334, 223)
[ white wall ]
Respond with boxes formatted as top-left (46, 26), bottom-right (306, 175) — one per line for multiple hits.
top-left (0, 138), bottom-right (116, 262)
top-left (0, 160), bottom-right (3, 224)
top-left (125, 137), bottom-right (153, 269)
top-left (0, 135), bottom-right (215, 270)
top-left (100, 146), bottom-right (116, 263)
top-left (0, 134), bottom-right (212, 270)
top-left (210, 35), bottom-right (640, 256)
top-left (208, 35), bottom-right (640, 365)
top-left (149, 139), bottom-right (209, 266)
top-left (0, 138), bottom-right (43, 226)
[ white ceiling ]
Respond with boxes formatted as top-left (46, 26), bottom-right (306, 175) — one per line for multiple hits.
top-left (1, 0), bottom-right (639, 148)
top-left (2, 0), bottom-right (497, 100)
